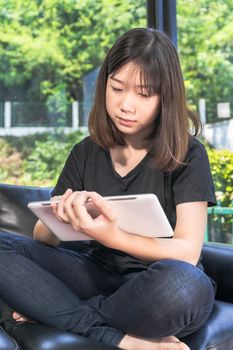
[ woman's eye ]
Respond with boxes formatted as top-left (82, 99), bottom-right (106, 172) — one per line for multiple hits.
top-left (139, 92), bottom-right (150, 98)
top-left (111, 86), bottom-right (123, 93)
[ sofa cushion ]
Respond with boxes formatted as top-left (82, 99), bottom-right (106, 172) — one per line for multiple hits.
top-left (1, 183), bottom-right (233, 350)
top-left (2, 301), bottom-right (233, 350)
top-left (0, 184), bottom-right (51, 238)
top-left (2, 321), bottom-right (117, 350)
top-left (202, 244), bottom-right (233, 303)
top-left (0, 326), bottom-right (20, 350)
top-left (183, 301), bottom-right (233, 350)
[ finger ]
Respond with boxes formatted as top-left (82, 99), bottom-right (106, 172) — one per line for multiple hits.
top-left (50, 201), bottom-right (58, 216)
top-left (49, 195), bottom-right (62, 216)
top-left (51, 203), bottom-right (66, 222)
top-left (56, 189), bottom-right (73, 222)
top-left (50, 195), bottom-right (62, 202)
top-left (62, 191), bottom-right (84, 226)
top-left (71, 191), bottom-right (94, 228)
top-left (88, 192), bottom-right (116, 222)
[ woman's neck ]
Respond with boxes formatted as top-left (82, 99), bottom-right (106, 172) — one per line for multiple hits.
top-left (123, 134), bottom-right (146, 150)
top-left (109, 145), bottom-right (148, 177)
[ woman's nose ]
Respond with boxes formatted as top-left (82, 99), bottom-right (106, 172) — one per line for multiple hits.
top-left (120, 93), bottom-right (136, 114)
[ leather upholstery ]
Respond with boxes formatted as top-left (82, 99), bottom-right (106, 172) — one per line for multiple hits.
top-left (0, 184), bottom-right (51, 238)
top-left (201, 244), bottom-right (233, 303)
top-left (2, 322), bottom-right (117, 350)
top-left (0, 183), bottom-right (233, 350)
top-left (183, 301), bottom-right (233, 350)
top-left (0, 326), bottom-right (19, 350)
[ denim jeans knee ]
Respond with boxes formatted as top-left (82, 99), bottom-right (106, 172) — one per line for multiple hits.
top-left (147, 259), bottom-right (215, 338)
top-left (101, 259), bottom-right (215, 339)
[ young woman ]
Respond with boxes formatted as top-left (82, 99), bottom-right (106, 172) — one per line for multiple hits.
top-left (0, 28), bottom-right (216, 350)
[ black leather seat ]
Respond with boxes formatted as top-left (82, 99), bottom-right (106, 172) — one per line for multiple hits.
top-left (0, 326), bottom-right (20, 350)
top-left (1, 183), bottom-right (233, 350)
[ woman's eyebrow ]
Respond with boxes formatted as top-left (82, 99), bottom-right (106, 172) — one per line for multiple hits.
top-left (110, 76), bottom-right (150, 88)
top-left (110, 76), bottom-right (124, 84)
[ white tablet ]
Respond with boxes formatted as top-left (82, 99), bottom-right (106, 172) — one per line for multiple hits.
top-left (28, 193), bottom-right (174, 241)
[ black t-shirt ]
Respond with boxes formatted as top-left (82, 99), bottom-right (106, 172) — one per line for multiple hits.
top-left (52, 136), bottom-right (216, 269)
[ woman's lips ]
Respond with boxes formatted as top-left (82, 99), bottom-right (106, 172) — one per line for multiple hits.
top-left (118, 117), bottom-right (136, 126)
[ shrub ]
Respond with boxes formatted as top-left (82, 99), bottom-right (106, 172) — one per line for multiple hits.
top-left (206, 146), bottom-right (233, 207)
top-left (1, 133), bottom-right (232, 205)
top-left (0, 138), bottom-right (24, 184)
top-left (0, 130), bottom-right (86, 186)
top-left (24, 130), bottom-right (85, 186)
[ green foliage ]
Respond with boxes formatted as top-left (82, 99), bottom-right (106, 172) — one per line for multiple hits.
top-left (0, 137), bottom-right (24, 183)
top-left (24, 130), bottom-right (85, 184)
top-left (0, 130), bottom-right (85, 186)
top-left (1, 133), bottom-right (232, 208)
top-left (1, 0), bottom-right (232, 121)
top-left (0, 0), bottom-right (146, 100)
top-left (177, 0), bottom-right (233, 120)
top-left (206, 145), bottom-right (233, 206)
top-left (0, 0), bottom-right (232, 202)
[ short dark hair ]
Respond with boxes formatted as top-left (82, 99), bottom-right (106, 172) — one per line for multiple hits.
top-left (88, 28), bottom-right (201, 171)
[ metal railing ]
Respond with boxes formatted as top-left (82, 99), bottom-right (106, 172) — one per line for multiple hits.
top-left (0, 101), bottom-right (80, 136)
top-left (206, 207), bottom-right (233, 244)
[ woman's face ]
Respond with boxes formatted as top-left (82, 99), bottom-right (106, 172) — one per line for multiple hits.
top-left (106, 62), bottom-right (161, 141)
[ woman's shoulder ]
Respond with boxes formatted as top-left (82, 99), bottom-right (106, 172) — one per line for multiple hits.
top-left (72, 136), bottom-right (100, 154)
top-left (171, 136), bottom-right (216, 206)
top-left (70, 136), bottom-right (107, 166)
top-left (186, 136), bottom-right (208, 161)
top-left (188, 136), bottom-right (206, 151)
top-left (172, 137), bottom-right (209, 178)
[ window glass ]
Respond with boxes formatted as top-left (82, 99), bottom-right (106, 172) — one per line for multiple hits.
top-left (0, 0), bottom-right (146, 186)
top-left (177, 0), bottom-right (232, 124)
top-left (177, 0), bottom-right (233, 244)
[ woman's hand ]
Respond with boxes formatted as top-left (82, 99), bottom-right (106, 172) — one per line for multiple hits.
top-left (50, 188), bottom-right (74, 223)
top-left (50, 191), bottom-right (207, 264)
top-left (51, 190), bottom-right (123, 247)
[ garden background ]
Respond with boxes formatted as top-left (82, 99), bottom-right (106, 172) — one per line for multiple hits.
top-left (0, 0), bottom-right (232, 208)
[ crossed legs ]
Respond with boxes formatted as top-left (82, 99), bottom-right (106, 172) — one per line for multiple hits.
top-left (0, 233), bottom-right (215, 349)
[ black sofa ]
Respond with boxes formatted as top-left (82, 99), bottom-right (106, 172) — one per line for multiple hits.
top-left (0, 183), bottom-right (233, 350)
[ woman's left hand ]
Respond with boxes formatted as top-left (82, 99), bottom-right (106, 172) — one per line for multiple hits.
top-left (60, 191), bottom-right (122, 247)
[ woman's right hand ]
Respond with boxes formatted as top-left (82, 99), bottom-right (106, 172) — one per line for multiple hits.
top-left (50, 188), bottom-right (74, 223)
top-left (34, 189), bottom-right (74, 246)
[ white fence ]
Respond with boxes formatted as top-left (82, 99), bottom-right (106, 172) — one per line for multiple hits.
top-left (1, 99), bottom-right (232, 152)
top-left (0, 101), bottom-right (80, 136)
top-left (203, 119), bottom-right (233, 151)
top-left (199, 98), bottom-right (233, 151)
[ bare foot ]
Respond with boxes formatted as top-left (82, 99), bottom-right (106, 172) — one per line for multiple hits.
top-left (118, 334), bottom-right (190, 350)
top-left (13, 311), bottom-right (35, 323)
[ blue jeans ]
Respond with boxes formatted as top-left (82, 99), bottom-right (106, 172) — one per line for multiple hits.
top-left (0, 232), bottom-right (215, 347)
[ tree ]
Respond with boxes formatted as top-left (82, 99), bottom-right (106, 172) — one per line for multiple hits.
top-left (177, 0), bottom-right (233, 121)
top-left (0, 0), bottom-right (232, 123)
top-left (0, 0), bottom-right (146, 102)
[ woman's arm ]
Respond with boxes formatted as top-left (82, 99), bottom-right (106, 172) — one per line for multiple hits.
top-left (110, 202), bottom-right (207, 265)
top-left (57, 191), bottom-right (207, 265)
top-left (33, 220), bottom-right (60, 246)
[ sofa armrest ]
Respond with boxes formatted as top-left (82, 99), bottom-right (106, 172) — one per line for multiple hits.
top-left (3, 322), bottom-right (117, 350)
top-left (0, 183), bottom-right (52, 238)
top-left (0, 326), bottom-right (20, 350)
top-left (202, 243), bottom-right (233, 303)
